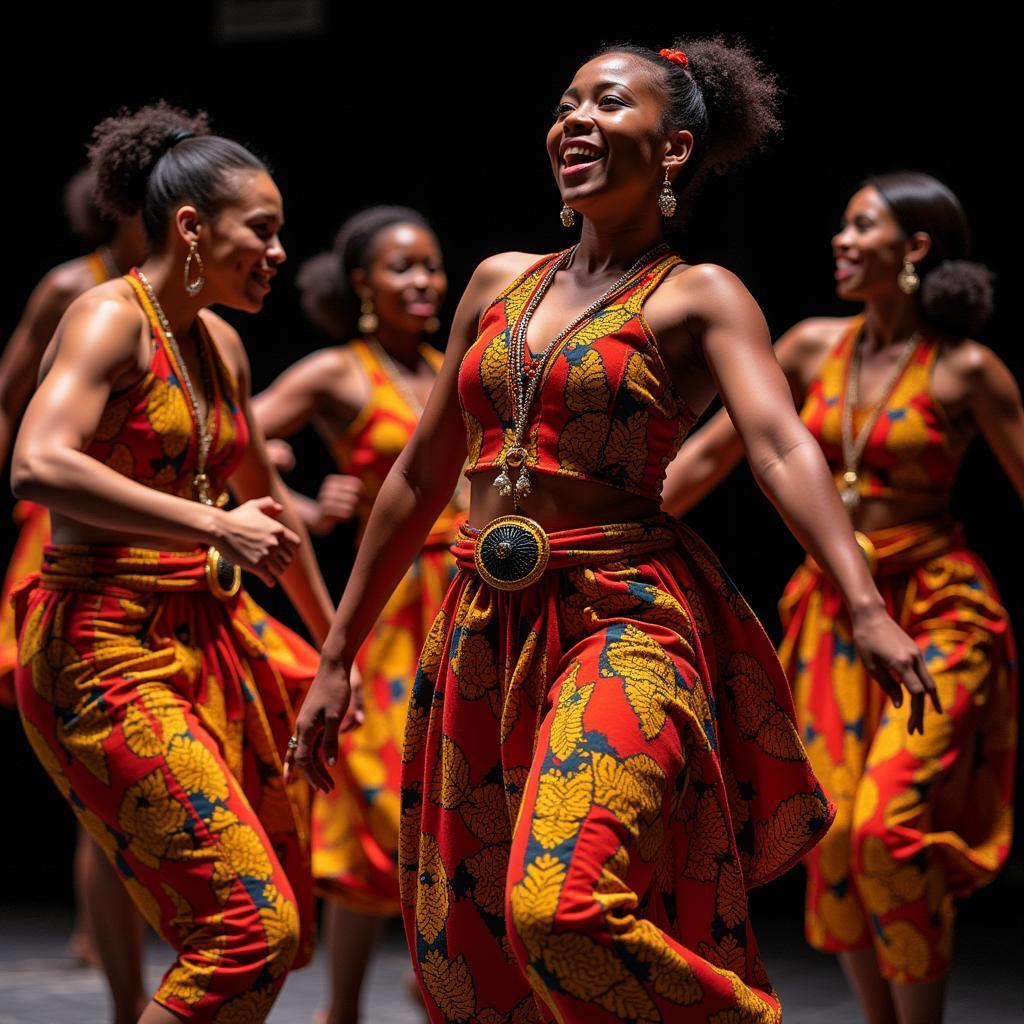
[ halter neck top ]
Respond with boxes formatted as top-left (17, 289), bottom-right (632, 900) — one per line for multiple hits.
top-left (83, 270), bottom-right (249, 502)
top-left (800, 316), bottom-right (969, 504)
top-left (333, 339), bottom-right (462, 535)
top-left (458, 249), bottom-right (696, 503)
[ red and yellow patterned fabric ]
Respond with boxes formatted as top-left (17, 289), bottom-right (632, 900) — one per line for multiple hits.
top-left (778, 518), bottom-right (1017, 982)
top-left (799, 316), bottom-right (969, 504)
top-left (15, 546), bottom-right (319, 1021)
top-left (458, 251), bottom-right (698, 503)
top-left (314, 338), bottom-right (460, 913)
top-left (0, 248), bottom-right (116, 704)
top-left (401, 516), bottom-right (834, 1023)
top-left (0, 501), bottom-right (48, 706)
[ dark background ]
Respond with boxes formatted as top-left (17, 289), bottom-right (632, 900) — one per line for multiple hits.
top-left (2, 0), bottom-right (1020, 950)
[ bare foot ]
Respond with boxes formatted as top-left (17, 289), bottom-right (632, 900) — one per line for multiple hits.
top-left (67, 927), bottom-right (100, 969)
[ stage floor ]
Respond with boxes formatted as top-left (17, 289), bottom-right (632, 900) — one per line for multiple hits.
top-left (0, 906), bottom-right (1020, 1023)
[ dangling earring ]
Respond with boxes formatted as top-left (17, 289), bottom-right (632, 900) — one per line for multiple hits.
top-left (358, 296), bottom-right (379, 335)
top-left (560, 204), bottom-right (576, 228)
top-left (897, 258), bottom-right (920, 295)
top-left (183, 241), bottom-right (205, 296)
top-left (424, 316), bottom-right (441, 335)
top-left (658, 168), bottom-right (677, 218)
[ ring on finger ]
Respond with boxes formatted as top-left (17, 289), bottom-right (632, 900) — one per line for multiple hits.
top-left (287, 735), bottom-right (299, 752)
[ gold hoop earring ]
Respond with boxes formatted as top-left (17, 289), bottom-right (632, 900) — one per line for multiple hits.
top-left (358, 297), bottom-right (379, 335)
top-left (658, 168), bottom-right (677, 218)
top-left (560, 204), bottom-right (576, 228)
top-left (183, 241), bottom-right (205, 296)
top-left (897, 258), bottom-right (920, 295)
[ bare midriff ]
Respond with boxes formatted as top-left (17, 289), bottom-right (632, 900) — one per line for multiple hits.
top-left (468, 469), bottom-right (660, 533)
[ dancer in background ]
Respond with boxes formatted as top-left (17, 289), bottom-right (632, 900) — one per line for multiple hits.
top-left (255, 205), bottom-right (459, 1024)
top-left (292, 42), bottom-right (939, 1022)
top-left (12, 104), bottom-right (333, 1024)
top-left (662, 172), bottom-right (1019, 1024)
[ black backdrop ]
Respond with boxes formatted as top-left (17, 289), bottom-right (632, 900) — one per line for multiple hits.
top-left (2, 2), bottom-right (1020, 933)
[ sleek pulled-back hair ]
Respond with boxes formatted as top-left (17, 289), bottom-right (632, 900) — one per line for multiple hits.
top-left (593, 37), bottom-right (781, 199)
top-left (295, 205), bottom-right (436, 340)
top-left (866, 171), bottom-right (994, 338)
top-left (88, 101), bottom-right (266, 247)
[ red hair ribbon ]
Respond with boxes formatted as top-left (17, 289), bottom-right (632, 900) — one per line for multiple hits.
top-left (659, 48), bottom-right (689, 69)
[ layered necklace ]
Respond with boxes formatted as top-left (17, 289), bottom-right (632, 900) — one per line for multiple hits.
top-left (494, 242), bottom-right (670, 509)
top-left (839, 323), bottom-right (922, 510)
top-left (472, 242), bottom-right (670, 592)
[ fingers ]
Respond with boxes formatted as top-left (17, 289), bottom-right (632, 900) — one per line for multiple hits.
top-left (863, 654), bottom-right (903, 708)
top-left (253, 496), bottom-right (284, 517)
top-left (322, 713), bottom-right (343, 764)
top-left (915, 652), bottom-right (942, 715)
top-left (292, 717), bottom-right (334, 793)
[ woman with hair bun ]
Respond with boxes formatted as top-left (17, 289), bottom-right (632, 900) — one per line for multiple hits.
top-left (254, 205), bottom-right (457, 1023)
top-left (12, 103), bottom-right (333, 1023)
top-left (292, 40), bottom-right (941, 1022)
top-left (663, 171), bottom-right (1020, 1022)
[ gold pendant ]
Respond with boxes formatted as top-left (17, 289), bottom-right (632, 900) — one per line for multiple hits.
top-left (840, 487), bottom-right (861, 510)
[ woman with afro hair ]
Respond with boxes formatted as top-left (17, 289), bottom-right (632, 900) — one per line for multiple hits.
top-left (663, 173), bottom-right (1021, 1023)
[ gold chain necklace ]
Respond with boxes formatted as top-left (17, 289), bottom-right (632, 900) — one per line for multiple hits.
top-left (494, 242), bottom-right (670, 509)
top-left (839, 324), bottom-right (921, 510)
top-left (135, 269), bottom-right (218, 506)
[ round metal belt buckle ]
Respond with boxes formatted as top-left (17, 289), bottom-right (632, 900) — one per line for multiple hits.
top-left (854, 530), bottom-right (878, 576)
top-left (205, 547), bottom-right (242, 600)
top-left (473, 515), bottom-right (550, 591)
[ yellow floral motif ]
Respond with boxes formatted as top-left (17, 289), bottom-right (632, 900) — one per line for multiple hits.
top-left (549, 664), bottom-right (591, 760)
top-left (211, 984), bottom-right (277, 1024)
top-left (532, 762), bottom-right (593, 849)
top-left (122, 701), bottom-right (164, 759)
top-left (416, 832), bottom-right (450, 944)
top-left (453, 631), bottom-right (496, 701)
top-left (466, 845), bottom-right (509, 917)
top-left (619, 918), bottom-right (703, 1006)
top-left (604, 411), bottom-right (648, 483)
top-left (156, 955), bottom-right (219, 1008)
top-left (459, 782), bottom-right (509, 844)
top-left (21, 719), bottom-right (70, 800)
top-left (420, 948), bottom-right (476, 1022)
top-left (603, 623), bottom-right (681, 740)
top-left (725, 652), bottom-right (806, 761)
top-left (877, 920), bottom-right (931, 980)
top-left (509, 853), bottom-right (567, 959)
top-left (120, 876), bottom-right (162, 931)
top-left (817, 889), bottom-right (865, 946)
top-left (853, 775), bottom-right (880, 829)
top-left (118, 769), bottom-right (189, 869)
top-left (145, 376), bottom-right (191, 457)
top-left (857, 834), bottom-right (926, 916)
top-left (558, 413), bottom-right (610, 475)
top-left (463, 409), bottom-right (484, 468)
top-left (166, 734), bottom-right (230, 802)
top-left (564, 306), bottom-right (633, 350)
top-left (715, 859), bottom-right (747, 929)
top-left (218, 822), bottom-right (274, 881)
top-left (683, 790), bottom-right (730, 882)
top-left (565, 348), bottom-right (611, 414)
top-left (751, 791), bottom-right (826, 881)
top-left (479, 335), bottom-right (512, 421)
top-left (260, 883), bottom-right (300, 978)
top-left (591, 751), bottom-right (665, 842)
top-left (429, 735), bottom-right (471, 810)
top-left (419, 610), bottom-right (449, 684)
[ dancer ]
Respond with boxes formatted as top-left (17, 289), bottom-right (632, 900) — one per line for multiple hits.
top-left (662, 172), bottom-right (1019, 1023)
top-left (292, 40), bottom-right (941, 1022)
top-left (0, 158), bottom-right (155, 1019)
top-left (12, 105), bottom-right (333, 1024)
top-left (254, 206), bottom-right (459, 1023)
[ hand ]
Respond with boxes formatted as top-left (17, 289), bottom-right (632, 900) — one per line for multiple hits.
top-left (339, 659), bottom-right (366, 734)
top-left (311, 474), bottom-right (364, 535)
top-left (265, 438), bottom-right (296, 473)
top-left (851, 605), bottom-right (942, 734)
top-left (288, 657), bottom-right (354, 792)
top-left (213, 497), bottom-right (300, 588)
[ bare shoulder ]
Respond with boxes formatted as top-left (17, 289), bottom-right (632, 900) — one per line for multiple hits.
top-left (468, 251), bottom-right (548, 305)
top-left (777, 316), bottom-right (852, 358)
top-left (22, 256), bottom-right (98, 323)
top-left (940, 337), bottom-right (1016, 392)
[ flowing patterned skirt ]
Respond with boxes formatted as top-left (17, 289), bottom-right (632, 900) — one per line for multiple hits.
top-left (401, 515), bottom-right (834, 1023)
top-left (15, 545), bottom-right (319, 1022)
top-left (778, 517), bottom-right (1017, 983)
top-left (313, 530), bottom-right (457, 914)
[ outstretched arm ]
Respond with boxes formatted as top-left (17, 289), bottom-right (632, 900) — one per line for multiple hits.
top-left (969, 345), bottom-right (1024, 502)
top-left (682, 267), bottom-right (939, 729)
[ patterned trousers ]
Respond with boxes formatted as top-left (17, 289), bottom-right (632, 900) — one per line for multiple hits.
top-left (401, 516), bottom-right (833, 1023)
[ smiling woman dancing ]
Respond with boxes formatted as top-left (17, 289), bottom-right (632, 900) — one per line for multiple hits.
top-left (12, 108), bottom-right (333, 1024)
top-left (292, 39), bottom-right (940, 1023)
top-left (662, 172), bottom-right (1020, 1024)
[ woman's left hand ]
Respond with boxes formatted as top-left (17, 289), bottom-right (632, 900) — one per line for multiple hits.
top-left (287, 657), bottom-right (353, 792)
top-left (850, 605), bottom-right (943, 733)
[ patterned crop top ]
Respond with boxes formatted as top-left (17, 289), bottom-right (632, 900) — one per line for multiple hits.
top-left (84, 271), bottom-right (249, 502)
top-left (459, 249), bottom-right (697, 503)
top-left (800, 316), bottom-right (969, 503)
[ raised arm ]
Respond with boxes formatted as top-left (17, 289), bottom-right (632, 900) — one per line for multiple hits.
top-left (967, 344), bottom-right (1024, 502)
top-left (207, 315), bottom-right (334, 645)
top-left (12, 289), bottom-right (298, 588)
top-left (661, 318), bottom-right (836, 517)
top-left (291, 254), bottom-right (523, 789)
top-left (681, 267), bottom-right (939, 728)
